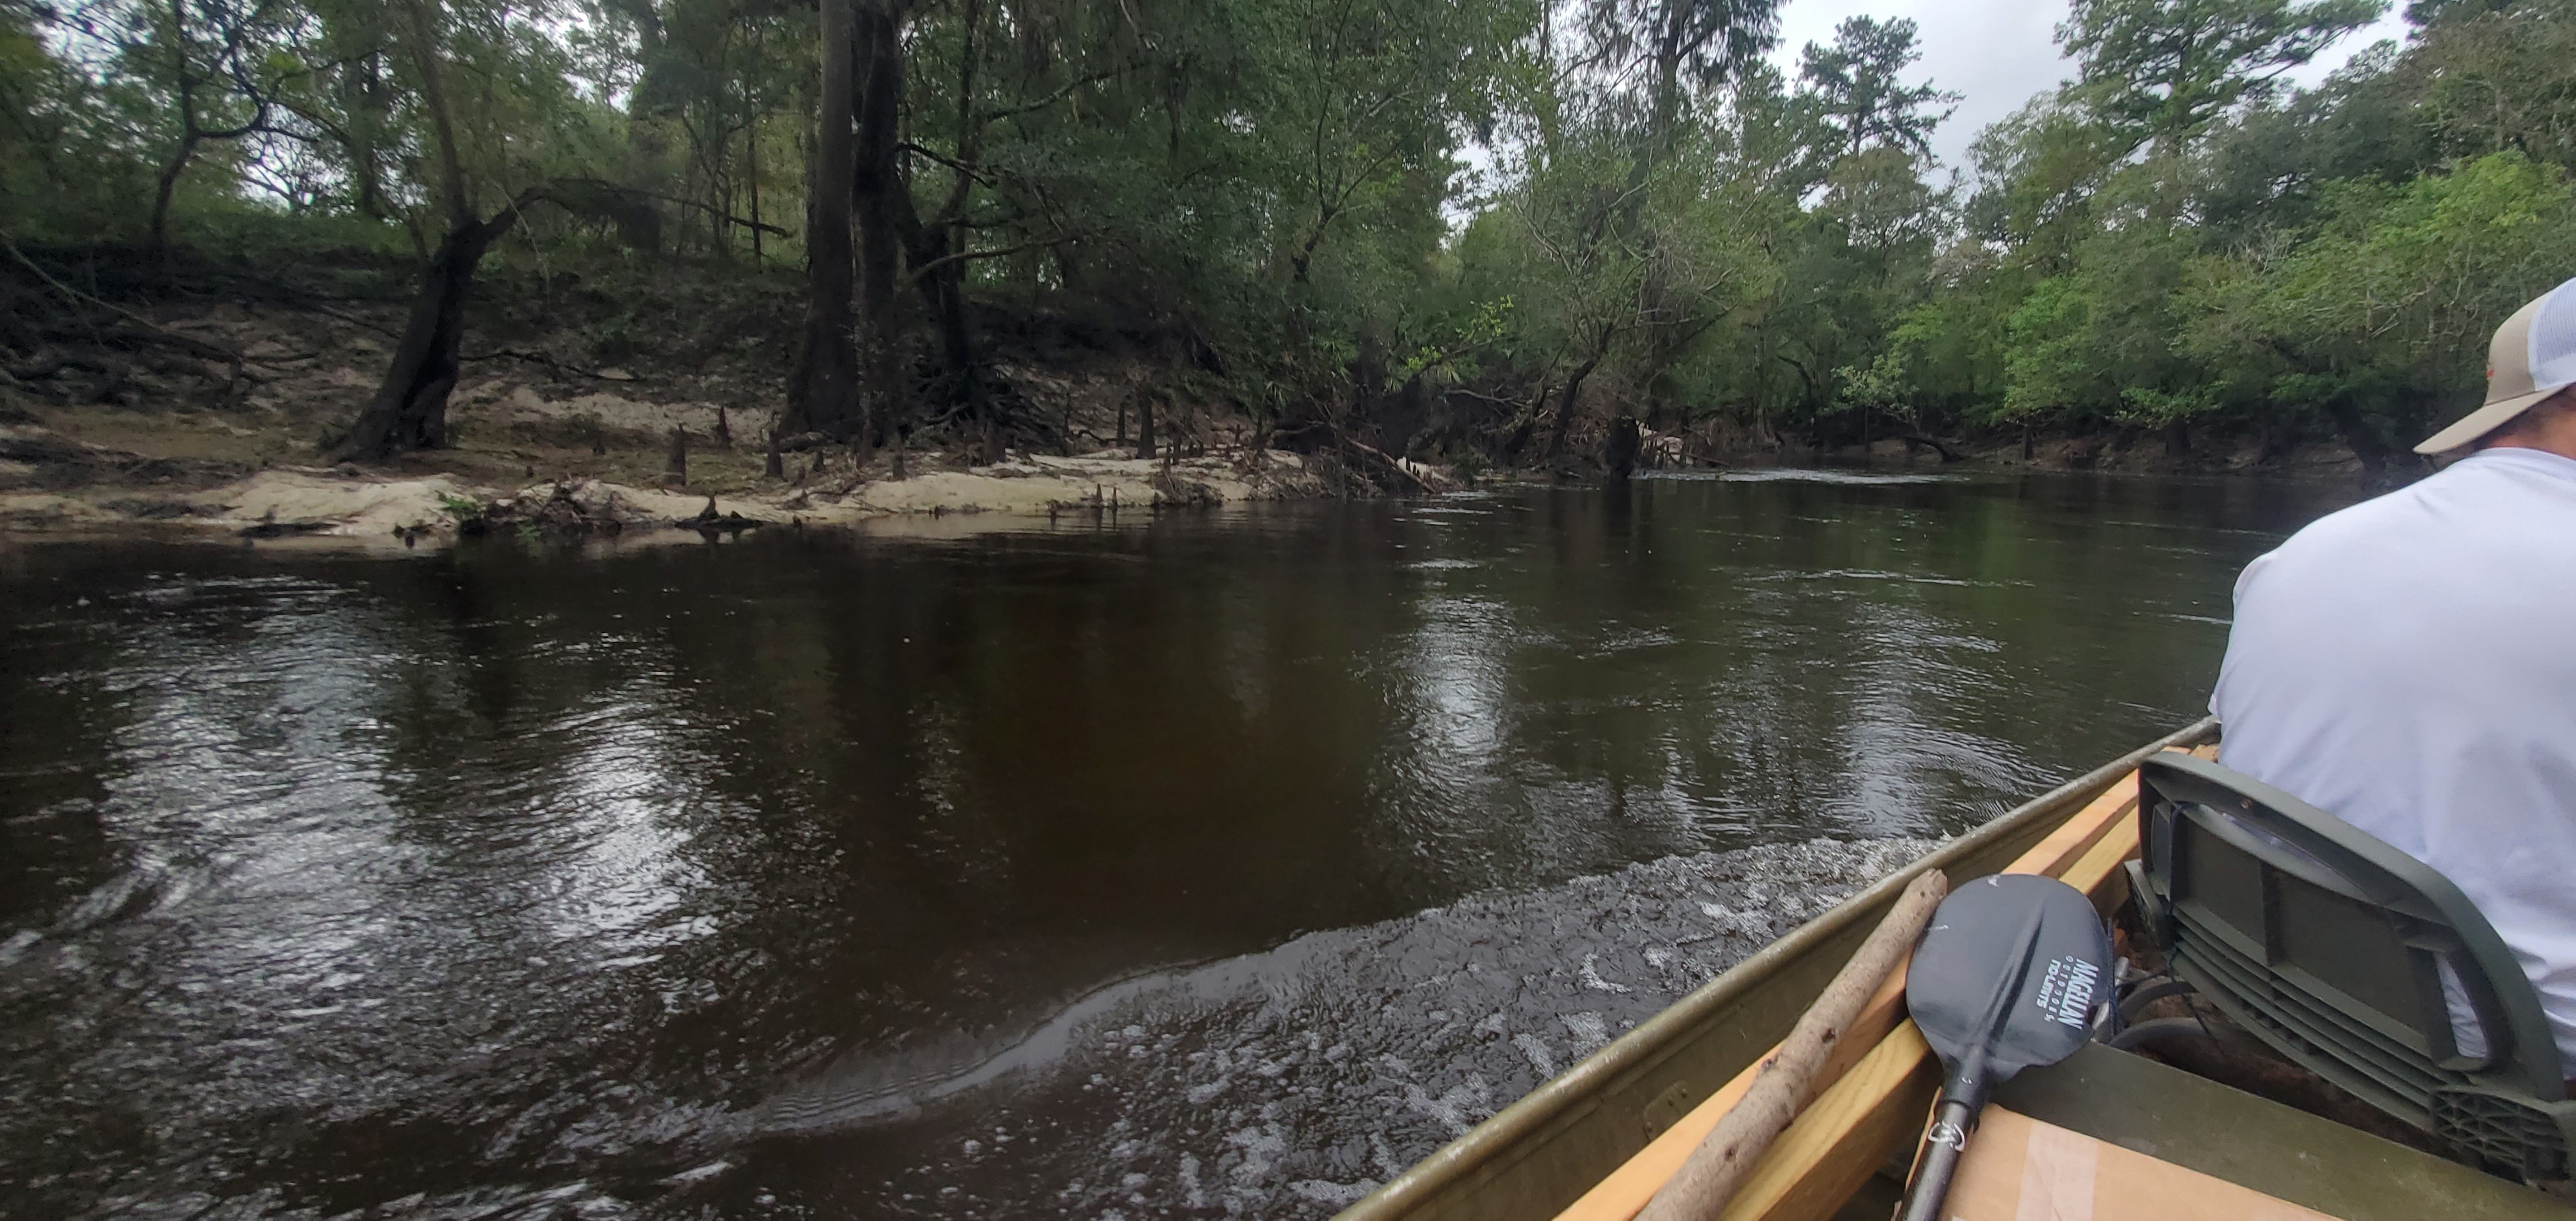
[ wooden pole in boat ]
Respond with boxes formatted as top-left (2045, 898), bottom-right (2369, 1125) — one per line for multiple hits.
top-left (1633, 869), bottom-right (1948, 1221)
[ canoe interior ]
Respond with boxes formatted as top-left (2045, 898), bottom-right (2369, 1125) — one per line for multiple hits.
top-left (1337, 718), bottom-right (2221, 1221)
top-left (1993, 1043), bottom-right (2566, 1220)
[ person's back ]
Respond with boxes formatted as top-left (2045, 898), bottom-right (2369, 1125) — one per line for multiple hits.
top-left (2213, 277), bottom-right (2576, 1075)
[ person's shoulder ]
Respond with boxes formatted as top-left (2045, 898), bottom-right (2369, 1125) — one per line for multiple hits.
top-left (2440, 447), bottom-right (2576, 501)
top-left (2247, 465), bottom-right (2470, 580)
top-left (2270, 478), bottom-right (2434, 553)
top-left (2273, 450), bottom-right (2576, 562)
top-left (2403, 449), bottom-right (2576, 534)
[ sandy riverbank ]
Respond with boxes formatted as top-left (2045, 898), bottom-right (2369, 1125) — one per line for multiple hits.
top-left (0, 421), bottom-right (1346, 549)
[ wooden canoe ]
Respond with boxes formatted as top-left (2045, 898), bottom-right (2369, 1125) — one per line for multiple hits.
top-left (1334, 718), bottom-right (2218, 1221)
top-left (1338, 718), bottom-right (2571, 1221)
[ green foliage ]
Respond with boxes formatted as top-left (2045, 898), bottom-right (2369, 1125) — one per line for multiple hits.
top-left (2402, 0), bottom-right (2576, 167)
top-left (1873, 255), bottom-right (2021, 424)
top-left (1798, 17), bottom-right (1958, 158)
top-left (1454, 102), bottom-right (1782, 438)
top-left (2059, 0), bottom-right (2386, 153)
top-left (15, 0), bottom-right (2576, 469)
top-left (2002, 196), bottom-right (2206, 427)
top-left (1887, 0), bottom-right (2576, 459)
top-left (2185, 152), bottom-right (2576, 447)
top-left (0, 4), bottom-right (154, 238)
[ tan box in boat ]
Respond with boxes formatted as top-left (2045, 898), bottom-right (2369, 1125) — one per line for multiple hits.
top-left (1945, 1105), bottom-right (2331, 1221)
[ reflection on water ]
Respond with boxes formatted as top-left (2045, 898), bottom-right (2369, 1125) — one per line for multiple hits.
top-left (0, 470), bottom-right (2357, 1218)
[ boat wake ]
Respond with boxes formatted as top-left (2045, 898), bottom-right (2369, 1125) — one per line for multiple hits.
top-left (720, 835), bottom-right (1941, 1218)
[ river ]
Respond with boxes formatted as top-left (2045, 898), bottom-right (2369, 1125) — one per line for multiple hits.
top-left (0, 468), bottom-right (2359, 1219)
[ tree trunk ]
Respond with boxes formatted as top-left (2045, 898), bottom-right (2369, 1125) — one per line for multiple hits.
top-left (949, 278), bottom-right (994, 461)
top-left (747, 101), bottom-right (763, 262)
top-left (2323, 400), bottom-right (2392, 472)
top-left (896, 190), bottom-right (986, 461)
top-left (342, 4), bottom-right (591, 462)
top-left (340, 213), bottom-right (514, 459)
top-left (1604, 415), bottom-right (1642, 481)
top-left (850, 0), bottom-right (905, 455)
top-left (1136, 392), bottom-right (1157, 460)
top-left (1290, 209), bottom-right (1336, 285)
top-left (1501, 384), bottom-right (1543, 460)
top-left (347, 14), bottom-right (691, 463)
top-left (1645, 1), bottom-right (1692, 164)
top-left (145, 0), bottom-right (200, 264)
top-left (788, 0), bottom-right (860, 441)
top-left (148, 134), bottom-right (201, 261)
top-left (1549, 348), bottom-right (1605, 463)
top-left (340, 174), bottom-right (661, 460)
top-left (343, 0), bottom-right (486, 462)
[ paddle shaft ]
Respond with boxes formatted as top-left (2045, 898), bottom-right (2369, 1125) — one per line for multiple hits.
top-left (1894, 902), bottom-right (2051, 1221)
top-left (1633, 869), bottom-right (1949, 1221)
top-left (1895, 1099), bottom-right (1976, 1221)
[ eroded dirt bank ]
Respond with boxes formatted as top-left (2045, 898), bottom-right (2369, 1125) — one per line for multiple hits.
top-left (0, 307), bottom-right (1361, 547)
top-left (0, 277), bottom-right (1424, 546)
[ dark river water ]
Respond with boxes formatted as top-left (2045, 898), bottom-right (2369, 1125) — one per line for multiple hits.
top-left (0, 469), bottom-right (2358, 1220)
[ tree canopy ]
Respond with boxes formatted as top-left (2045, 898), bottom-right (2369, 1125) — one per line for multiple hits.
top-left (10, 0), bottom-right (2576, 471)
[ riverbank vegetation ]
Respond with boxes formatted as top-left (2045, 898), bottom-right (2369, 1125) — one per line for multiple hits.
top-left (6, 0), bottom-right (2575, 484)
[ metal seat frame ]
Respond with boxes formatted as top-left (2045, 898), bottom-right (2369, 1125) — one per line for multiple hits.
top-left (2129, 753), bottom-right (2576, 1178)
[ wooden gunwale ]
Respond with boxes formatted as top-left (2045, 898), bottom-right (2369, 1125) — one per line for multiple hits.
top-left (1336, 717), bottom-right (2220, 1221)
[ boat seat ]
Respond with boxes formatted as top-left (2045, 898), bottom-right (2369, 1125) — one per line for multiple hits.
top-left (2127, 753), bottom-right (2576, 1179)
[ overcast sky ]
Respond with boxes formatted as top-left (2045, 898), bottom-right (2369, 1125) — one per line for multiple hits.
top-left (1765, 0), bottom-right (2418, 173)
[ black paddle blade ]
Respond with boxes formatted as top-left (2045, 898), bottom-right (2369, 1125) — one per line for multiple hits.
top-left (1906, 874), bottom-right (2111, 1082)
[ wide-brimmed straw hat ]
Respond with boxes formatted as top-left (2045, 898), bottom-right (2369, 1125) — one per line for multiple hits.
top-left (2417, 277), bottom-right (2576, 453)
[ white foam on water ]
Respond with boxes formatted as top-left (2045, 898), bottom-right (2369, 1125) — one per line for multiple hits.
top-left (1400, 1076), bottom-right (1493, 1138)
top-left (1512, 1033), bottom-right (1556, 1078)
top-left (1560, 1011), bottom-right (1610, 1053)
top-left (1289, 1177), bottom-right (1381, 1205)
top-left (1579, 954), bottom-right (1632, 993)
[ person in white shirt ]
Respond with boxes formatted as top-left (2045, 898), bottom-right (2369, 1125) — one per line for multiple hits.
top-left (2211, 276), bottom-right (2576, 1077)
